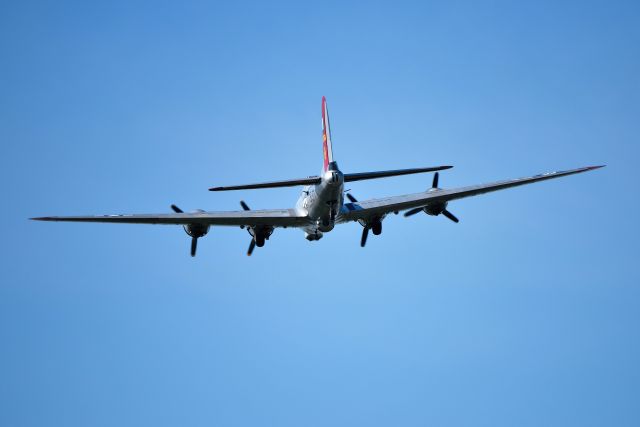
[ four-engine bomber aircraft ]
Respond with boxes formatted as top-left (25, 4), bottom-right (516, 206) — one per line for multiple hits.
top-left (32, 97), bottom-right (604, 256)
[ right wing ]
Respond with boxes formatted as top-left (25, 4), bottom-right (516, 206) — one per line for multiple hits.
top-left (31, 208), bottom-right (311, 228)
top-left (340, 165), bottom-right (604, 222)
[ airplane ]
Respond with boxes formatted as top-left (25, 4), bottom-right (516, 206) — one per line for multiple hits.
top-left (31, 97), bottom-right (604, 256)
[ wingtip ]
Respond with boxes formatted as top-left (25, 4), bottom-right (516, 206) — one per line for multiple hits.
top-left (587, 165), bottom-right (606, 170)
top-left (208, 187), bottom-right (220, 191)
top-left (30, 217), bottom-right (51, 221)
top-left (441, 165), bottom-right (454, 170)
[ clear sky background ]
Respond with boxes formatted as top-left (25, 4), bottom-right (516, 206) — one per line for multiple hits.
top-left (1, 1), bottom-right (639, 426)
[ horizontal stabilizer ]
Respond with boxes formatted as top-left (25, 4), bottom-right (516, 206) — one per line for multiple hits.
top-left (209, 165), bottom-right (453, 191)
top-left (209, 176), bottom-right (321, 192)
top-left (344, 165), bottom-right (453, 182)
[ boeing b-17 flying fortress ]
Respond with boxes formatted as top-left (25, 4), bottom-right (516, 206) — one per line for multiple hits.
top-left (32, 97), bottom-right (604, 256)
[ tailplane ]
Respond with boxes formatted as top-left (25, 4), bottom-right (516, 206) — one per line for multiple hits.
top-left (207, 97), bottom-right (453, 192)
top-left (322, 96), bottom-right (335, 171)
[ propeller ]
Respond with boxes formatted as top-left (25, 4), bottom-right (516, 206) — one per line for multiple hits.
top-left (346, 192), bottom-right (368, 246)
top-left (360, 226), bottom-right (370, 247)
top-left (402, 172), bottom-right (459, 223)
top-left (190, 237), bottom-right (198, 257)
top-left (240, 200), bottom-right (258, 256)
top-left (346, 193), bottom-right (371, 247)
top-left (171, 204), bottom-right (208, 257)
top-left (442, 209), bottom-right (459, 223)
top-left (173, 204), bottom-right (196, 256)
top-left (403, 207), bottom-right (423, 217)
top-left (347, 193), bottom-right (382, 247)
top-left (247, 239), bottom-right (256, 256)
top-left (404, 174), bottom-right (439, 217)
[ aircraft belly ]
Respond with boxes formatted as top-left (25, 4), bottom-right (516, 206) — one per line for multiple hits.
top-left (304, 180), bottom-right (343, 233)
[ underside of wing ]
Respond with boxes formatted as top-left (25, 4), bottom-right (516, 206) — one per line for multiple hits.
top-left (340, 165), bottom-right (604, 222)
top-left (32, 208), bottom-right (311, 228)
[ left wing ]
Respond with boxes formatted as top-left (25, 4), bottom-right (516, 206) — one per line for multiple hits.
top-left (32, 208), bottom-right (311, 228)
top-left (339, 165), bottom-right (604, 222)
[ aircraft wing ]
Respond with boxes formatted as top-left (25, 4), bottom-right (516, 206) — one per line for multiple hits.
top-left (339, 165), bottom-right (604, 222)
top-left (32, 208), bottom-right (311, 228)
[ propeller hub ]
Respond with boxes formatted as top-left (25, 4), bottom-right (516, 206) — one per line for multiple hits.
top-left (172, 205), bottom-right (210, 257)
top-left (183, 224), bottom-right (209, 238)
top-left (424, 201), bottom-right (448, 217)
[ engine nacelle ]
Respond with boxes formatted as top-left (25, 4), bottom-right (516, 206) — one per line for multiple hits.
top-left (371, 218), bottom-right (382, 235)
top-left (317, 218), bottom-right (335, 232)
top-left (358, 217), bottom-right (383, 235)
top-left (247, 225), bottom-right (274, 247)
top-left (424, 201), bottom-right (448, 217)
top-left (305, 231), bottom-right (324, 241)
top-left (183, 223), bottom-right (209, 238)
top-left (182, 209), bottom-right (210, 238)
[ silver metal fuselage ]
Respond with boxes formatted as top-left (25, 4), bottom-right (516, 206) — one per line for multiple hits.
top-left (295, 162), bottom-right (344, 239)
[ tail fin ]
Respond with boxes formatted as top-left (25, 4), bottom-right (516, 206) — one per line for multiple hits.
top-left (321, 96), bottom-right (335, 171)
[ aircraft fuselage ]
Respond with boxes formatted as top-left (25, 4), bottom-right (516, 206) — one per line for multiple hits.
top-left (296, 161), bottom-right (344, 240)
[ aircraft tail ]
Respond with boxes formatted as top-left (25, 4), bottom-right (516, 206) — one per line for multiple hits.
top-left (208, 97), bottom-right (454, 192)
top-left (321, 96), bottom-right (335, 171)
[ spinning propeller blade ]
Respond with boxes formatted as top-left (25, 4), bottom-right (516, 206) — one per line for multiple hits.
top-left (360, 226), bottom-right (370, 247)
top-left (240, 201), bottom-right (259, 256)
top-left (404, 207), bottom-right (423, 217)
top-left (190, 237), bottom-right (198, 257)
top-left (247, 239), bottom-right (256, 256)
top-left (442, 209), bottom-right (459, 223)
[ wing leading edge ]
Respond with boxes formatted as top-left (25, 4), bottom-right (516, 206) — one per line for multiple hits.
top-left (340, 165), bottom-right (605, 222)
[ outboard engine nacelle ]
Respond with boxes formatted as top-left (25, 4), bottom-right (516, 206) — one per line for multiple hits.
top-left (424, 202), bottom-right (447, 217)
top-left (305, 230), bottom-right (324, 241)
top-left (247, 225), bottom-right (274, 247)
top-left (184, 223), bottom-right (210, 239)
top-left (183, 209), bottom-right (210, 238)
top-left (403, 172), bottom-right (460, 223)
top-left (170, 205), bottom-right (210, 257)
top-left (357, 216), bottom-right (384, 247)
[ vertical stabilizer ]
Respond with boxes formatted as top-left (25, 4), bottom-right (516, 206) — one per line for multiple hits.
top-left (321, 96), bottom-right (335, 171)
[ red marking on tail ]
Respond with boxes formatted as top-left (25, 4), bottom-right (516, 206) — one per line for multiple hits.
top-left (322, 96), bottom-right (331, 171)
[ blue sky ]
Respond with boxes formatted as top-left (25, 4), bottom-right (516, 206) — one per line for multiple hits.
top-left (1, 1), bottom-right (639, 426)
